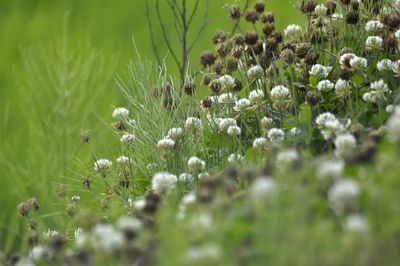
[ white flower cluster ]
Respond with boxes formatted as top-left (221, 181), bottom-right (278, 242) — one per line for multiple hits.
top-left (362, 79), bottom-right (390, 104)
top-left (309, 64), bottom-right (333, 79)
top-left (253, 137), bottom-right (267, 152)
top-left (112, 107), bottom-right (129, 120)
top-left (120, 133), bottom-right (136, 145)
top-left (267, 128), bottom-right (285, 143)
top-left (116, 156), bottom-right (132, 166)
top-left (377, 59), bottom-right (394, 71)
top-left (335, 79), bottom-right (352, 99)
top-left (249, 177), bottom-right (278, 201)
top-left (94, 159), bottom-right (112, 173)
top-left (234, 98), bottom-right (251, 112)
top-left (247, 65), bottom-right (264, 81)
top-left (315, 4), bottom-right (327, 17)
top-left (365, 20), bottom-right (383, 32)
top-left (365, 36), bottom-right (383, 50)
top-left (218, 75), bottom-right (236, 91)
top-left (188, 156), bottom-right (206, 171)
top-left (315, 112), bottom-right (348, 140)
top-left (270, 85), bottom-right (290, 102)
top-left (334, 133), bottom-right (357, 157)
top-left (218, 92), bottom-right (236, 104)
top-left (151, 172), bottom-right (177, 192)
top-left (168, 127), bottom-right (184, 140)
top-left (317, 159), bottom-right (344, 180)
top-left (228, 153), bottom-right (244, 163)
top-left (328, 179), bottom-right (360, 215)
top-left (349, 56), bottom-right (368, 69)
top-left (317, 80), bottom-right (334, 92)
top-left (185, 117), bottom-right (203, 132)
top-left (284, 24), bottom-right (302, 40)
top-left (157, 137), bottom-right (175, 149)
top-left (249, 89), bottom-right (265, 103)
top-left (276, 149), bottom-right (299, 166)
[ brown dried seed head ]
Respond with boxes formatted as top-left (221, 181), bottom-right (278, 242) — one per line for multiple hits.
top-left (244, 31), bottom-right (259, 45)
top-left (17, 202), bottom-right (30, 217)
top-left (301, 0), bottom-right (317, 13)
top-left (254, 1), bottom-right (265, 13)
top-left (345, 10), bottom-right (359, 25)
top-left (261, 12), bottom-right (274, 23)
top-left (228, 4), bottom-right (242, 20)
top-left (200, 51), bottom-right (215, 67)
top-left (244, 9), bottom-right (259, 23)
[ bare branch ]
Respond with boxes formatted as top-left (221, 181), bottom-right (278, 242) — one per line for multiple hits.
top-left (145, 0), bottom-right (161, 66)
top-left (187, 0), bottom-right (200, 28)
top-left (155, 0), bottom-right (181, 68)
top-left (188, 0), bottom-right (209, 53)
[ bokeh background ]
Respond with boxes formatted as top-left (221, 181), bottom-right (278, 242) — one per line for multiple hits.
top-left (0, 0), bottom-right (302, 252)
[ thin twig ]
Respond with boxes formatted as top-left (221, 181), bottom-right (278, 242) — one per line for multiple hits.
top-left (155, 0), bottom-right (181, 68)
top-left (145, 0), bottom-right (162, 66)
top-left (188, 0), bottom-right (209, 53)
top-left (187, 0), bottom-right (200, 28)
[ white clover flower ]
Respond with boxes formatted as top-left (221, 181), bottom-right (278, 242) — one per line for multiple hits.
top-left (309, 64), bottom-right (333, 78)
top-left (234, 98), bottom-right (251, 112)
top-left (386, 105), bottom-right (395, 113)
top-left (334, 133), bottom-right (357, 157)
top-left (335, 79), bottom-right (352, 98)
top-left (267, 128), bottom-right (285, 143)
top-left (377, 59), bottom-right (394, 71)
top-left (289, 127), bottom-right (302, 136)
top-left (332, 13), bottom-right (343, 21)
top-left (349, 56), bottom-right (368, 69)
top-left (179, 173), bottom-right (194, 181)
top-left (317, 159), bottom-right (344, 180)
top-left (120, 133), bottom-right (136, 145)
top-left (392, 60), bottom-right (400, 76)
top-left (92, 224), bottom-right (124, 252)
top-left (249, 177), bottom-right (277, 200)
top-left (46, 229), bottom-right (60, 238)
top-left (315, 112), bottom-right (344, 140)
top-left (339, 53), bottom-right (356, 69)
top-left (270, 85), bottom-right (290, 102)
top-left (198, 172), bottom-right (210, 179)
top-left (94, 159), bottom-right (112, 173)
top-left (112, 107), bottom-right (129, 120)
top-left (344, 214), bottom-right (368, 233)
top-left (117, 216), bottom-right (143, 232)
top-left (218, 118), bottom-right (237, 133)
top-left (363, 79), bottom-right (390, 103)
top-left (365, 20), bottom-right (384, 32)
top-left (151, 172), bottom-right (177, 192)
top-left (168, 127), bottom-right (183, 140)
top-left (186, 243), bottom-right (221, 262)
top-left (127, 198), bottom-right (146, 210)
top-left (284, 24), bottom-right (303, 40)
top-left (317, 80), bottom-right (335, 92)
top-left (365, 36), bottom-right (383, 50)
top-left (253, 137), bottom-right (267, 152)
top-left (228, 153), bottom-right (244, 163)
top-left (30, 245), bottom-right (52, 262)
top-left (247, 65), bottom-right (264, 81)
top-left (218, 75), bottom-right (236, 90)
top-left (71, 195), bottom-right (80, 202)
top-left (260, 116), bottom-right (274, 130)
top-left (116, 156), bottom-right (132, 166)
top-left (386, 108), bottom-right (400, 143)
top-left (227, 125), bottom-right (241, 136)
top-left (188, 156), bottom-right (206, 171)
top-left (276, 149), bottom-right (299, 166)
top-left (185, 117), bottom-right (203, 132)
top-left (218, 92), bottom-right (236, 104)
top-left (157, 137), bottom-right (175, 149)
top-left (328, 179), bottom-right (360, 215)
top-left (249, 89), bottom-right (265, 103)
top-left (315, 4), bottom-right (328, 16)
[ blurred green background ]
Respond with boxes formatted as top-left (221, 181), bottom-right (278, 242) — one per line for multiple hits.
top-left (0, 0), bottom-right (302, 252)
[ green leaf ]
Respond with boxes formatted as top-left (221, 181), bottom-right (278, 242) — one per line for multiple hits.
top-left (309, 75), bottom-right (318, 87)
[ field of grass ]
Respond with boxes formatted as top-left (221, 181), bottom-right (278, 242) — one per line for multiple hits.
top-left (6, 1), bottom-right (400, 265)
top-left (0, 0), bottom-right (303, 253)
